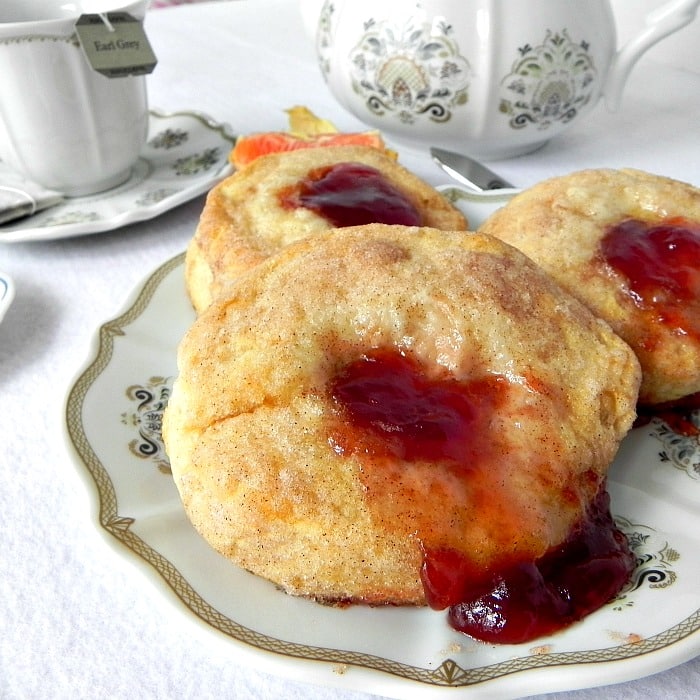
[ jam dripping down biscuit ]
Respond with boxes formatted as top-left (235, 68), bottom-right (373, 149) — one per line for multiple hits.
top-left (330, 349), bottom-right (635, 644)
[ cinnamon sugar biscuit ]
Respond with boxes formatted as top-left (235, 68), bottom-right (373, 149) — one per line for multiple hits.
top-left (185, 145), bottom-right (467, 313)
top-left (164, 224), bottom-right (640, 606)
top-left (479, 168), bottom-right (700, 406)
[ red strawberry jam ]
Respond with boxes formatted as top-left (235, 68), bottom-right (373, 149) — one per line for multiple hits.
top-left (600, 217), bottom-right (700, 341)
top-left (329, 349), bottom-right (505, 464)
top-left (423, 488), bottom-right (634, 644)
top-left (329, 349), bottom-right (634, 643)
top-left (279, 162), bottom-right (422, 227)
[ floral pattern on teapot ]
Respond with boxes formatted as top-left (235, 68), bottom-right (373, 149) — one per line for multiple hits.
top-left (319, 4), bottom-right (470, 125)
top-left (318, 2), bottom-right (599, 134)
top-left (500, 29), bottom-right (598, 131)
top-left (311, 0), bottom-right (699, 157)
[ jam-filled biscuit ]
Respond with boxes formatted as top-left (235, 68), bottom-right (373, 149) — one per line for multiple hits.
top-left (479, 168), bottom-right (700, 407)
top-left (185, 145), bottom-right (467, 313)
top-left (164, 224), bottom-right (640, 643)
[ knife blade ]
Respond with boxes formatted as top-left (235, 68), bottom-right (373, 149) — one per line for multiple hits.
top-left (430, 147), bottom-right (515, 192)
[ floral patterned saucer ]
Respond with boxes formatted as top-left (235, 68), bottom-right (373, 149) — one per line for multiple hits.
top-left (0, 109), bottom-right (235, 243)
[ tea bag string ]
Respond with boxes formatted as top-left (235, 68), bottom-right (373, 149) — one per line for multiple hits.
top-left (97, 13), bottom-right (116, 33)
top-left (0, 186), bottom-right (37, 216)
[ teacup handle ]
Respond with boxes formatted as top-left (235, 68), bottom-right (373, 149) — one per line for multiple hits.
top-left (605, 0), bottom-right (700, 110)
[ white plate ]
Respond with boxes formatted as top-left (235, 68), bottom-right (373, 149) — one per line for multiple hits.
top-left (0, 271), bottom-right (14, 323)
top-left (64, 194), bottom-right (700, 699)
top-left (0, 109), bottom-right (235, 243)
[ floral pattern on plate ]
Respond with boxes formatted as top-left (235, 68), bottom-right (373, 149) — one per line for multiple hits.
top-left (121, 376), bottom-right (173, 475)
top-left (0, 109), bottom-right (235, 243)
top-left (648, 413), bottom-right (700, 480)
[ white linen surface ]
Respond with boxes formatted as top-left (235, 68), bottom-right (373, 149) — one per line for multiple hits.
top-left (1, 1), bottom-right (699, 699)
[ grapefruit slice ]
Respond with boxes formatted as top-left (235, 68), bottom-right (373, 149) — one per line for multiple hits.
top-left (230, 106), bottom-right (390, 169)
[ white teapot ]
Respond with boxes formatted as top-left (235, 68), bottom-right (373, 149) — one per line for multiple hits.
top-left (301, 0), bottom-right (699, 158)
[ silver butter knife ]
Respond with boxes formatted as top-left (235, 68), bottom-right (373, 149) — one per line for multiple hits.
top-left (430, 147), bottom-right (515, 192)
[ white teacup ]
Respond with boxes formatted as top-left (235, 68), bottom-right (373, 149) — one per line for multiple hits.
top-left (0, 1), bottom-right (150, 196)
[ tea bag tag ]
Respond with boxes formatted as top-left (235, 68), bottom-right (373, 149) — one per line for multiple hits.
top-left (75, 12), bottom-right (157, 77)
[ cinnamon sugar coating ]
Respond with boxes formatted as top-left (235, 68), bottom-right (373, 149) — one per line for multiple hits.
top-left (164, 225), bottom-right (639, 605)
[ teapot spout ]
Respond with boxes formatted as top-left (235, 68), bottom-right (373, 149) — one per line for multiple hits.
top-left (605, 0), bottom-right (700, 111)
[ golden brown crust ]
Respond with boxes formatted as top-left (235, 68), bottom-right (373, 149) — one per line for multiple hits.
top-left (164, 224), bottom-right (640, 605)
top-left (185, 145), bottom-right (467, 313)
top-left (479, 168), bottom-right (700, 406)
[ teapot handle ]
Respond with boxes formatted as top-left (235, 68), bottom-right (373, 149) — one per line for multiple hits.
top-left (604, 0), bottom-right (700, 110)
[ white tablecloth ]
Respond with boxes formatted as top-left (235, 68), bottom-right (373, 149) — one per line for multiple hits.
top-left (1, 1), bottom-right (699, 698)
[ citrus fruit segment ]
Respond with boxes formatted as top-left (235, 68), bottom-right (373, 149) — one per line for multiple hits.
top-left (230, 130), bottom-right (389, 169)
